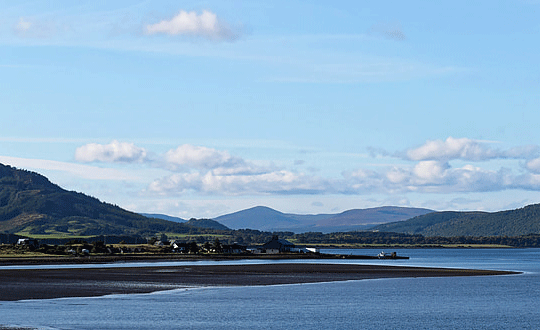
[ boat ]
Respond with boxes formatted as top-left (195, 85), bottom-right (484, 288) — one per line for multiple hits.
top-left (377, 251), bottom-right (407, 259)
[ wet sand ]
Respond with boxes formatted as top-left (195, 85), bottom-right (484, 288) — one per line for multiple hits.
top-left (0, 263), bottom-right (518, 301)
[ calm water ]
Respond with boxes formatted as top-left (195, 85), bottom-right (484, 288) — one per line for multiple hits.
top-left (1, 248), bottom-right (539, 330)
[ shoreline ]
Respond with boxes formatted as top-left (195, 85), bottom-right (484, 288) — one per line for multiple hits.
top-left (0, 252), bottom-right (405, 265)
top-left (0, 262), bottom-right (519, 301)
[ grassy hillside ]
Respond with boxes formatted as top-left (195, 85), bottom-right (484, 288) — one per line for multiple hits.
top-left (373, 205), bottom-right (540, 237)
top-left (0, 163), bottom-right (206, 237)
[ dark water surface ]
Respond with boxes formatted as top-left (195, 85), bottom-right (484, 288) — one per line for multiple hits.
top-left (1, 248), bottom-right (539, 330)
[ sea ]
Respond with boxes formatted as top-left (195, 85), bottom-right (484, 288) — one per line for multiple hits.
top-left (1, 248), bottom-right (539, 330)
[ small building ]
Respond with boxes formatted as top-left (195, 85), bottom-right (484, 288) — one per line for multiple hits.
top-left (17, 238), bottom-right (39, 247)
top-left (246, 246), bottom-right (263, 254)
top-left (170, 241), bottom-right (189, 253)
top-left (262, 236), bottom-right (295, 253)
top-left (222, 243), bottom-right (247, 254)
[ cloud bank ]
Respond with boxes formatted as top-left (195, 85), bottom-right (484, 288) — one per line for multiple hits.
top-left (73, 138), bottom-right (540, 198)
top-left (144, 10), bottom-right (240, 41)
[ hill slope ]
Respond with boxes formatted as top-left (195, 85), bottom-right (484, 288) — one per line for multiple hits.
top-left (215, 205), bottom-right (433, 233)
top-left (140, 213), bottom-right (186, 223)
top-left (0, 163), bottom-right (202, 236)
top-left (373, 205), bottom-right (540, 237)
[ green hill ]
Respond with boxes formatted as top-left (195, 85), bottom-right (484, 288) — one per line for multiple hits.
top-left (373, 205), bottom-right (540, 237)
top-left (0, 163), bottom-right (220, 237)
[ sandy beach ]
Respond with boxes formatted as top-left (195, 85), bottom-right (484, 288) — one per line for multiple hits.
top-left (0, 263), bottom-right (518, 301)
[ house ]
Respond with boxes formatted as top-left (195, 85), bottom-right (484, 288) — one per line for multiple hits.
top-left (246, 246), bottom-right (264, 254)
top-left (221, 243), bottom-right (247, 254)
top-left (170, 241), bottom-right (189, 253)
top-left (17, 238), bottom-right (39, 247)
top-left (262, 236), bottom-right (295, 253)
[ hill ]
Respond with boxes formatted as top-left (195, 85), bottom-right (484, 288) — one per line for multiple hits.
top-left (214, 206), bottom-right (304, 231)
top-left (214, 205), bottom-right (433, 233)
top-left (140, 213), bottom-right (186, 223)
top-left (184, 218), bottom-right (229, 230)
top-left (0, 163), bottom-right (218, 237)
top-left (312, 207), bottom-right (434, 232)
top-left (372, 204), bottom-right (540, 237)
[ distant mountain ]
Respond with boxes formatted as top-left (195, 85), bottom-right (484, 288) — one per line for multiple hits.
top-left (215, 206), bottom-right (304, 231)
top-left (372, 204), bottom-right (540, 237)
top-left (214, 205), bottom-right (433, 233)
top-left (0, 163), bottom-right (206, 237)
top-left (141, 213), bottom-right (186, 223)
top-left (141, 213), bottom-right (229, 230)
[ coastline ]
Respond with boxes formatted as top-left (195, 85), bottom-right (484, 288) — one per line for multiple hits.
top-left (0, 262), bottom-right (518, 301)
top-left (0, 252), bottom-right (404, 265)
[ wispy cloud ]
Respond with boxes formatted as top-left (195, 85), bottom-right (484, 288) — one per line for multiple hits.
top-left (403, 137), bottom-right (540, 161)
top-left (13, 17), bottom-right (58, 39)
top-left (144, 10), bottom-right (241, 41)
top-left (0, 156), bottom-right (133, 181)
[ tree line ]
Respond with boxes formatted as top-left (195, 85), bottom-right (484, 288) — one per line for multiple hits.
top-left (3, 229), bottom-right (540, 248)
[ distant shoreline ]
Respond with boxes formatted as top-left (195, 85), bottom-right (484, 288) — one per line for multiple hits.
top-left (0, 252), bottom-right (403, 266)
top-left (0, 260), bottom-right (519, 301)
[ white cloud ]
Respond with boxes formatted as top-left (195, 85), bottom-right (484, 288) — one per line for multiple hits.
top-left (344, 161), bottom-right (523, 195)
top-left (75, 140), bottom-right (148, 163)
top-left (164, 144), bottom-right (243, 170)
top-left (66, 138), bottom-right (540, 200)
top-left (148, 169), bottom-right (332, 196)
top-left (526, 158), bottom-right (540, 174)
top-left (503, 145), bottom-right (540, 158)
top-left (412, 161), bottom-right (449, 184)
top-left (144, 10), bottom-right (240, 41)
top-left (406, 137), bottom-right (498, 161)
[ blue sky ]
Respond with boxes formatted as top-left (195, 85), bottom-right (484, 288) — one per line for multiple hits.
top-left (2, 0), bottom-right (540, 218)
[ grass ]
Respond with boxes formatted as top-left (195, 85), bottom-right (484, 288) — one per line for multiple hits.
top-left (16, 234), bottom-right (97, 240)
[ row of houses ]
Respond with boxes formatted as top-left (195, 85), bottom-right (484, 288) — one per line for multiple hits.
top-left (15, 236), bottom-right (319, 255)
top-left (168, 236), bottom-right (319, 255)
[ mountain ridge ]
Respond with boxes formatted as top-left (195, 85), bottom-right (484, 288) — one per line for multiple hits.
top-left (214, 205), bottom-right (434, 233)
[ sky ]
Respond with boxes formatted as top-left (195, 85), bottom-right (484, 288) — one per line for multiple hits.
top-left (1, 1), bottom-right (540, 219)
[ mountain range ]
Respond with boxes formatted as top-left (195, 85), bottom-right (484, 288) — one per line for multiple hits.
top-left (213, 205), bottom-right (434, 233)
top-left (2, 162), bottom-right (540, 238)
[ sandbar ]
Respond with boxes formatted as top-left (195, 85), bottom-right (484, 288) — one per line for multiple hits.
top-left (0, 263), bottom-right (518, 301)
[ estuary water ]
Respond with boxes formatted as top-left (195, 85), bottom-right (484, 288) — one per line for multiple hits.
top-left (1, 248), bottom-right (539, 330)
